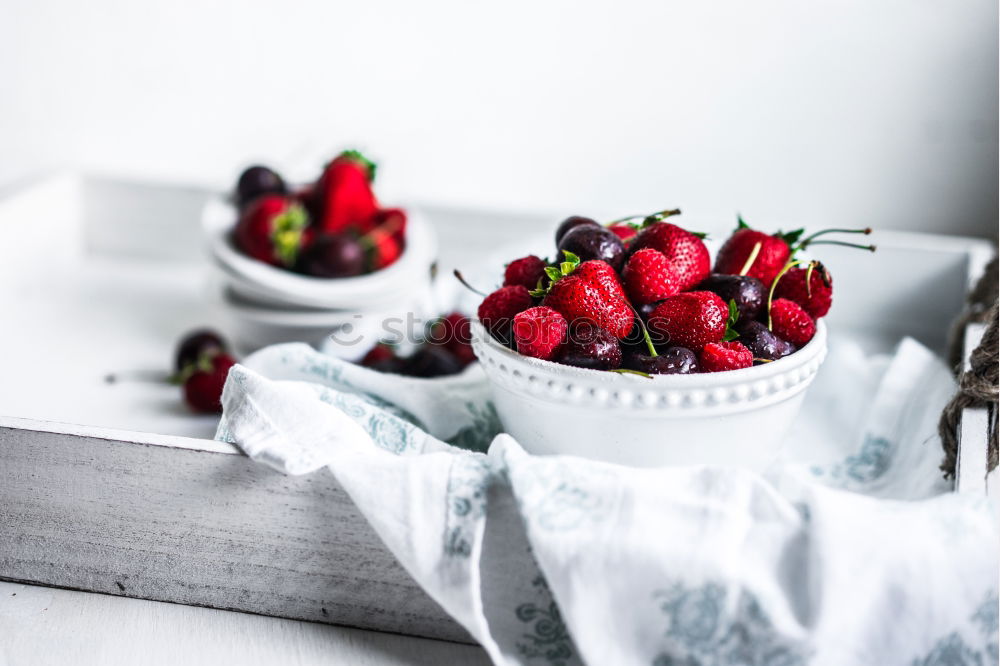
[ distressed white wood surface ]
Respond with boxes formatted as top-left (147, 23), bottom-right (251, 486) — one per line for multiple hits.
top-left (0, 418), bottom-right (471, 643)
top-left (0, 581), bottom-right (489, 666)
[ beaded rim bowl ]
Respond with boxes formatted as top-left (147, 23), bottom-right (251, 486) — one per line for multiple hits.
top-left (470, 319), bottom-right (828, 417)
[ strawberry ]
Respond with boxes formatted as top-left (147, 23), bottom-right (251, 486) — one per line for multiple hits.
top-left (700, 341), bottom-right (753, 373)
top-left (769, 298), bottom-right (816, 347)
top-left (512, 307), bottom-right (568, 360)
top-left (622, 248), bottom-right (682, 305)
top-left (234, 194), bottom-right (312, 267)
top-left (607, 223), bottom-right (638, 242)
top-left (428, 312), bottom-right (476, 366)
top-left (363, 209), bottom-right (407, 270)
top-left (536, 254), bottom-right (634, 339)
top-left (647, 291), bottom-right (729, 351)
top-left (478, 285), bottom-right (533, 342)
top-left (542, 276), bottom-right (633, 339)
top-left (317, 150), bottom-right (379, 234)
top-left (773, 263), bottom-right (833, 319)
top-left (575, 259), bottom-right (628, 303)
top-left (629, 222), bottom-right (710, 290)
top-left (183, 353), bottom-right (236, 414)
top-left (504, 255), bottom-right (548, 290)
top-left (714, 229), bottom-right (792, 287)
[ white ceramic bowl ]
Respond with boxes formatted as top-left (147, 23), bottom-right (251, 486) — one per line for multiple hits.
top-left (202, 197), bottom-right (437, 311)
top-left (470, 320), bottom-right (828, 470)
top-left (212, 280), bottom-right (438, 359)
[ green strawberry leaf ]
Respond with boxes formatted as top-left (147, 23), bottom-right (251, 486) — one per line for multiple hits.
top-left (339, 149), bottom-right (377, 183)
top-left (544, 266), bottom-right (563, 283)
top-left (691, 231), bottom-right (709, 240)
top-left (559, 250), bottom-right (581, 275)
top-left (722, 298), bottom-right (740, 341)
top-left (736, 215), bottom-right (750, 230)
top-left (777, 228), bottom-right (805, 246)
top-left (529, 276), bottom-right (549, 298)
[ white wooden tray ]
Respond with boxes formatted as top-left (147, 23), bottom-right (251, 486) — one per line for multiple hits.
top-left (0, 174), bottom-right (993, 642)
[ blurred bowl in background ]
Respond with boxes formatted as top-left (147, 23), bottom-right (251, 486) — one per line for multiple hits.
top-left (202, 196), bottom-right (438, 356)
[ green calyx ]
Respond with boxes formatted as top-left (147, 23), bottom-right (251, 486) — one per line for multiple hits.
top-left (338, 149), bottom-right (377, 182)
top-left (530, 250), bottom-right (580, 297)
top-left (722, 299), bottom-right (740, 342)
top-left (271, 203), bottom-right (310, 267)
top-left (170, 350), bottom-right (219, 385)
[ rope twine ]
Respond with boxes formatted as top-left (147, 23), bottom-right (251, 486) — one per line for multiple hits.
top-left (939, 256), bottom-right (998, 478)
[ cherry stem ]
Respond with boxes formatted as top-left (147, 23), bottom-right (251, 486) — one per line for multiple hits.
top-left (608, 208), bottom-right (681, 225)
top-left (767, 259), bottom-right (807, 330)
top-left (104, 370), bottom-right (172, 385)
top-left (611, 368), bottom-right (652, 378)
top-left (453, 270), bottom-right (487, 297)
top-left (626, 303), bottom-right (658, 357)
top-left (802, 240), bottom-right (876, 252)
top-left (797, 227), bottom-right (871, 249)
top-left (738, 241), bottom-right (763, 277)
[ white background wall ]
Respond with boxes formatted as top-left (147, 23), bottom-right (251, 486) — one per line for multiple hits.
top-left (1, 0), bottom-right (996, 238)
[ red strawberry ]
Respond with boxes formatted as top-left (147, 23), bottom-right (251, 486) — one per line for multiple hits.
top-left (429, 312), bottom-right (476, 366)
top-left (774, 263), bottom-right (833, 319)
top-left (183, 353), bottom-right (237, 414)
top-left (575, 259), bottom-right (624, 297)
top-left (363, 209), bottom-right (407, 270)
top-left (700, 341), bottom-right (753, 373)
top-left (713, 217), bottom-right (802, 286)
top-left (770, 298), bottom-right (816, 347)
top-left (478, 285), bottom-right (533, 342)
top-left (607, 223), bottom-right (638, 242)
top-left (234, 194), bottom-right (312, 267)
top-left (317, 150), bottom-right (379, 234)
top-left (512, 306), bottom-right (568, 360)
top-left (504, 255), bottom-right (548, 290)
top-left (647, 291), bottom-right (728, 351)
top-left (622, 248), bottom-right (682, 305)
top-left (629, 222), bottom-right (710, 290)
top-left (542, 275), bottom-right (633, 339)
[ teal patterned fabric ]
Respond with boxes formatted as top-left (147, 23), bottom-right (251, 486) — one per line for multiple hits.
top-left (217, 338), bottom-right (999, 666)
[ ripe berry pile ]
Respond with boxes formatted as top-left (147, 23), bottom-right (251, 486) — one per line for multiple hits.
top-left (476, 212), bottom-right (872, 375)
top-left (358, 312), bottom-right (477, 378)
top-left (231, 152), bottom-right (405, 278)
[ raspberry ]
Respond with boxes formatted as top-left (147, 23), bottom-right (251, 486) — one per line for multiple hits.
top-left (769, 298), bottom-right (816, 347)
top-left (512, 307), bottom-right (568, 360)
top-left (478, 285), bottom-right (533, 344)
top-left (622, 248), bottom-right (682, 305)
top-left (700, 341), bottom-right (753, 373)
top-left (504, 255), bottom-right (548, 290)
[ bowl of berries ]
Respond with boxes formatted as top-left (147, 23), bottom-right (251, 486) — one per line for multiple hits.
top-left (468, 211), bottom-right (871, 470)
top-left (203, 151), bottom-right (437, 352)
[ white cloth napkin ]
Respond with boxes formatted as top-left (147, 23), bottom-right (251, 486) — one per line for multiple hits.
top-left (217, 338), bottom-right (998, 666)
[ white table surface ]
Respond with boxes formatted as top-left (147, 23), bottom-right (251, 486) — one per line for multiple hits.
top-left (0, 581), bottom-right (490, 666)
